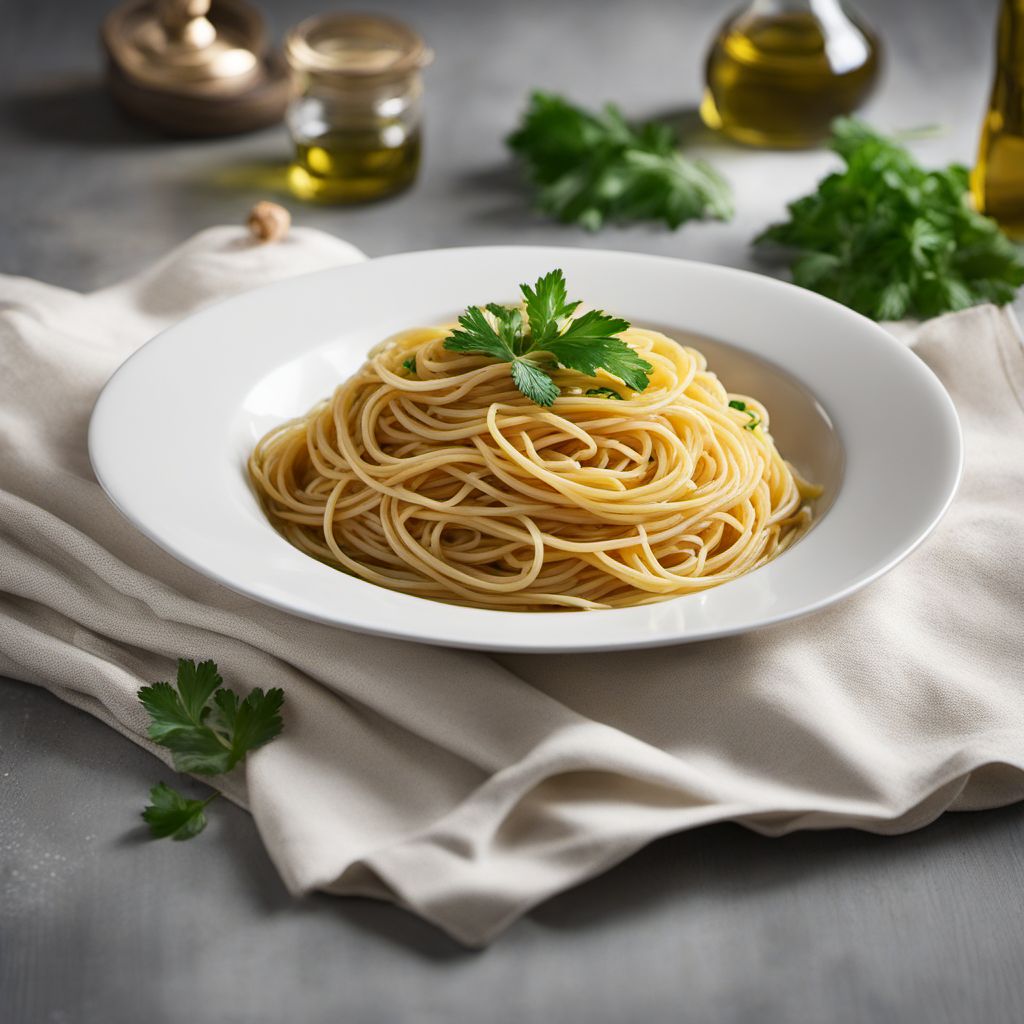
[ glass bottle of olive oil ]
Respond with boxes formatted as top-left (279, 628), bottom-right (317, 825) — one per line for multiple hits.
top-left (972, 0), bottom-right (1024, 238)
top-left (701, 0), bottom-right (880, 148)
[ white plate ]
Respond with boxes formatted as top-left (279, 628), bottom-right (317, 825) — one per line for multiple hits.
top-left (89, 246), bottom-right (962, 652)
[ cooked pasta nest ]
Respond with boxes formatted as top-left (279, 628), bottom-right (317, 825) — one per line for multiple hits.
top-left (249, 325), bottom-right (819, 610)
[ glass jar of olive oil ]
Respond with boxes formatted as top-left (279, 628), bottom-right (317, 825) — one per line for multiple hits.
top-left (701, 0), bottom-right (880, 148)
top-left (284, 13), bottom-right (432, 203)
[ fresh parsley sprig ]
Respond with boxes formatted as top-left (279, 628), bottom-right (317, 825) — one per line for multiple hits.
top-left (507, 91), bottom-right (733, 231)
top-left (443, 269), bottom-right (652, 406)
top-left (142, 783), bottom-right (217, 841)
top-left (754, 118), bottom-right (1024, 320)
top-left (137, 660), bottom-right (284, 841)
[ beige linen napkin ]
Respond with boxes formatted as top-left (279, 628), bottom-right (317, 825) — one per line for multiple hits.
top-left (2, 226), bottom-right (1023, 947)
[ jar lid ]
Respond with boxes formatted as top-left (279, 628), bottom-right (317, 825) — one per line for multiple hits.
top-left (284, 12), bottom-right (432, 84)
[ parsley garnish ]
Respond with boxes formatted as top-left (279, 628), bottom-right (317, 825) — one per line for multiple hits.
top-left (507, 92), bottom-right (733, 231)
top-left (586, 387), bottom-right (624, 400)
top-left (137, 660), bottom-right (284, 841)
top-left (141, 783), bottom-right (216, 841)
top-left (402, 355), bottom-right (417, 374)
top-left (444, 269), bottom-right (652, 406)
top-left (728, 399), bottom-right (760, 430)
top-left (754, 118), bottom-right (1024, 320)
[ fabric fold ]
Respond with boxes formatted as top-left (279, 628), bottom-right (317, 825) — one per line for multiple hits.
top-left (2, 227), bottom-right (1023, 947)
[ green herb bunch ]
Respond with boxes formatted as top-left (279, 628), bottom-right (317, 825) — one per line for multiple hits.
top-left (507, 91), bottom-right (733, 231)
top-left (138, 660), bottom-right (284, 840)
top-left (755, 118), bottom-right (1024, 320)
top-left (442, 268), bottom-right (652, 406)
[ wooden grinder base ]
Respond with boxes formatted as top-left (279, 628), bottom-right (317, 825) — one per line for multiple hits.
top-left (103, 50), bottom-right (291, 136)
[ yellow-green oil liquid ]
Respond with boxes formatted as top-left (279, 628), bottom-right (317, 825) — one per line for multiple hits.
top-left (288, 128), bottom-right (421, 203)
top-left (972, 1), bottom-right (1024, 238)
top-left (973, 121), bottom-right (1024, 238)
top-left (701, 12), bottom-right (880, 148)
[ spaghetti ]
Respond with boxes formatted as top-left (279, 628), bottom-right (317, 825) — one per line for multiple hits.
top-left (249, 324), bottom-right (818, 610)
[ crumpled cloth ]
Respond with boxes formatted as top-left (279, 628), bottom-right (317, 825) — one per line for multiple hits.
top-left (2, 226), bottom-right (1023, 947)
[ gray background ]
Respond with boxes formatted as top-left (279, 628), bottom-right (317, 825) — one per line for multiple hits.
top-left (2, 0), bottom-right (1023, 1022)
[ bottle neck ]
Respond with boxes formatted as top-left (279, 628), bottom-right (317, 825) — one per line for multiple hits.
top-left (997, 0), bottom-right (1024, 67)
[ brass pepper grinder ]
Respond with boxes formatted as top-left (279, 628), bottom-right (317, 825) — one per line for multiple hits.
top-left (700, 0), bottom-right (881, 148)
top-left (972, 0), bottom-right (1024, 238)
top-left (102, 0), bottom-right (290, 135)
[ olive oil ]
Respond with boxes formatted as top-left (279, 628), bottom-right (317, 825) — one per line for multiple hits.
top-left (972, 0), bottom-right (1024, 238)
top-left (288, 127), bottom-right (422, 203)
top-left (701, 2), bottom-right (880, 149)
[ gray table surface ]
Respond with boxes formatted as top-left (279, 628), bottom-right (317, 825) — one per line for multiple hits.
top-left (3, 0), bottom-right (1023, 1021)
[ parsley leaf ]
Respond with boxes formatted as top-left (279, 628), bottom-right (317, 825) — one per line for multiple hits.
top-left (442, 269), bottom-right (653, 406)
top-left (155, 721), bottom-right (237, 776)
top-left (511, 360), bottom-right (561, 406)
top-left (209, 687), bottom-right (285, 769)
top-left (520, 268), bottom-right (581, 345)
top-left (754, 117), bottom-right (1024, 319)
top-left (402, 355), bottom-right (417, 374)
top-left (544, 310), bottom-right (648, 393)
top-left (485, 303), bottom-right (526, 354)
top-left (507, 91), bottom-right (733, 231)
top-left (141, 783), bottom-right (214, 841)
top-left (445, 304), bottom-right (519, 363)
top-left (586, 387), bottom-right (624, 400)
top-left (137, 660), bottom-right (285, 841)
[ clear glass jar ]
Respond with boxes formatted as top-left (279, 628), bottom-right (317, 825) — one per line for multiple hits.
top-left (701, 0), bottom-right (880, 148)
top-left (284, 13), bottom-right (432, 203)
